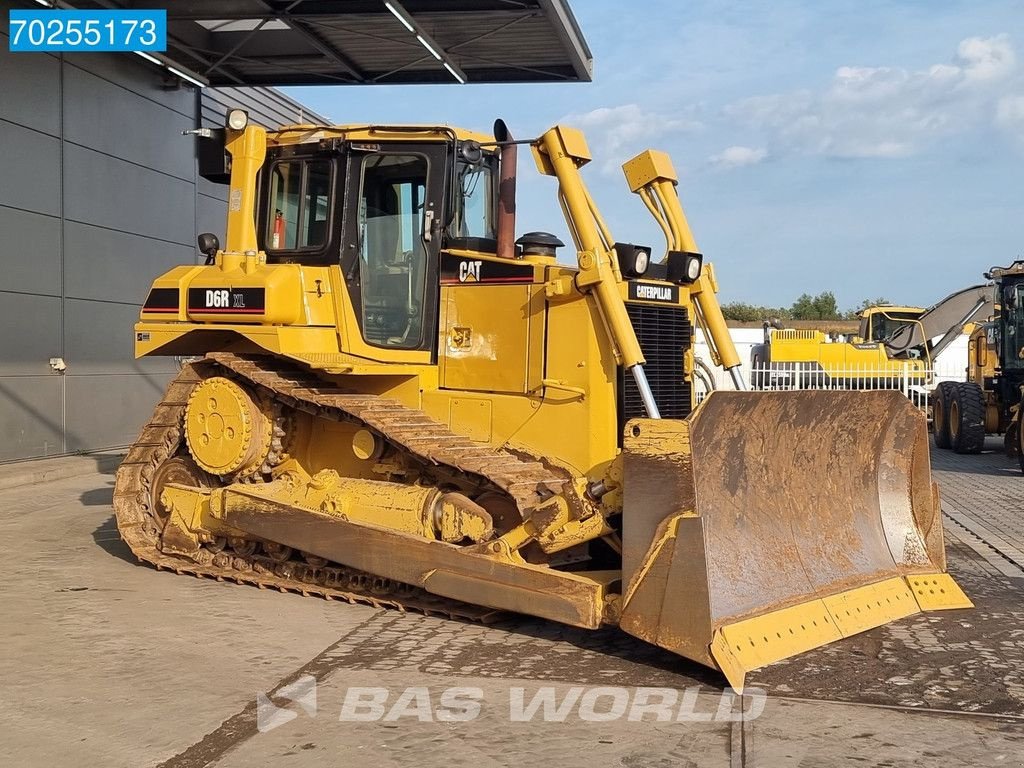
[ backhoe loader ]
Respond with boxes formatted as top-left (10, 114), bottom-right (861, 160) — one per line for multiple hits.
top-left (115, 111), bottom-right (971, 691)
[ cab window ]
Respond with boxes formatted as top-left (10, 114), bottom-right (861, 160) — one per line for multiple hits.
top-left (450, 159), bottom-right (496, 240)
top-left (870, 311), bottom-right (919, 342)
top-left (267, 160), bottom-right (331, 251)
top-left (357, 153), bottom-right (429, 348)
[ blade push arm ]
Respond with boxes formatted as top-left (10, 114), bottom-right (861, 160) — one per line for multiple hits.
top-left (533, 126), bottom-right (662, 417)
top-left (623, 150), bottom-right (746, 390)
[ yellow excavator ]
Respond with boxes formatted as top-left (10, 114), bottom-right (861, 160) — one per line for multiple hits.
top-left (115, 111), bottom-right (971, 691)
top-left (751, 289), bottom-right (991, 390)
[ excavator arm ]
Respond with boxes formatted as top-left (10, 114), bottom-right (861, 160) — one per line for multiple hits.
top-left (885, 284), bottom-right (993, 361)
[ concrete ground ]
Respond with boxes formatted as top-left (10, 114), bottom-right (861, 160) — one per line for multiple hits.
top-left (1, 442), bottom-right (1023, 767)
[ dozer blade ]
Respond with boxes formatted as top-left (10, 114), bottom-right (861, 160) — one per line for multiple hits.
top-left (619, 390), bottom-right (971, 691)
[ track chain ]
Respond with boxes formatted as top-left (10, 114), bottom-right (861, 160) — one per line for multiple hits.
top-left (113, 353), bottom-right (569, 622)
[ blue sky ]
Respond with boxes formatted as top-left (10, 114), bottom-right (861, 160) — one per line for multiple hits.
top-left (286, 0), bottom-right (1024, 311)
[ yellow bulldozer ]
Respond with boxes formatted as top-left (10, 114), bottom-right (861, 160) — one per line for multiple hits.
top-left (115, 111), bottom-right (970, 691)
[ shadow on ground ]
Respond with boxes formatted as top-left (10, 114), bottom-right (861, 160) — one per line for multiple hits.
top-left (92, 515), bottom-right (137, 565)
top-left (91, 453), bottom-right (122, 476)
top-left (80, 482), bottom-right (114, 507)
top-left (930, 437), bottom-right (1020, 477)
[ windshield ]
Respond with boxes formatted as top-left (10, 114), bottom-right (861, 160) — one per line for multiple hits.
top-left (869, 311), bottom-right (922, 342)
top-left (1002, 285), bottom-right (1024, 369)
top-left (448, 158), bottom-right (496, 241)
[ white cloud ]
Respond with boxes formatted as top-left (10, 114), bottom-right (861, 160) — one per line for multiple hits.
top-left (709, 145), bottom-right (768, 168)
top-left (560, 103), bottom-right (700, 173)
top-left (957, 34), bottom-right (1016, 81)
top-left (726, 35), bottom-right (1018, 159)
top-left (997, 94), bottom-right (1024, 137)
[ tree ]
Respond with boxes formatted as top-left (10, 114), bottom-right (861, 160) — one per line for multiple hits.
top-left (720, 302), bottom-right (792, 322)
top-left (857, 297), bottom-right (892, 311)
top-left (844, 297), bottom-right (894, 320)
top-left (790, 291), bottom-right (840, 320)
top-left (720, 302), bottom-right (760, 322)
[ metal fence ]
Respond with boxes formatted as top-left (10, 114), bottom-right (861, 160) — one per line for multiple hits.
top-left (694, 361), bottom-right (968, 414)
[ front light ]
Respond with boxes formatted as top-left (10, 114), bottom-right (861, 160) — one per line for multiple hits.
top-left (614, 242), bottom-right (652, 278)
top-left (635, 249), bottom-right (650, 275)
top-left (226, 109), bottom-right (249, 131)
top-left (667, 250), bottom-right (703, 284)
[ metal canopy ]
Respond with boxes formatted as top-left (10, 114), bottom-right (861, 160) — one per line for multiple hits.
top-left (105, 0), bottom-right (592, 86)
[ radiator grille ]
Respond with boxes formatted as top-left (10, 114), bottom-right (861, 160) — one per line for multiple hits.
top-left (618, 303), bottom-right (692, 435)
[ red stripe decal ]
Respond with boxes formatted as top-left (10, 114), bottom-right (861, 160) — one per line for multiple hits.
top-left (440, 277), bottom-right (533, 285)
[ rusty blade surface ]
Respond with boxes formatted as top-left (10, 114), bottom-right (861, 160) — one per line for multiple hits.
top-left (687, 390), bottom-right (940, 627)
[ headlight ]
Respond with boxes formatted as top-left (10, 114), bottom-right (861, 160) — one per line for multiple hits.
top-left (226, 109), bottom-right (249, 131)
top-left (667, 250), bottom-right (703, 284)
top-left (635, 249), bottom-right (650, 275)
top-left (614, 242), bottom-right (652, 279)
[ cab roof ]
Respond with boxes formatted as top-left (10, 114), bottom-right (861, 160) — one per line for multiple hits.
top-left (269, 123), bottom-right (495, 146)
top-left (860, 305), bottom-right (924, 316)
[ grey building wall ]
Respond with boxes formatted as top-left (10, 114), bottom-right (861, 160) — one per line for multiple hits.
top-left (0, 1), bottom-right (324, 461)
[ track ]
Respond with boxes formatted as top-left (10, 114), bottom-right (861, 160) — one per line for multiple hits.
top-left (113, 353), bottom-right (570, 622)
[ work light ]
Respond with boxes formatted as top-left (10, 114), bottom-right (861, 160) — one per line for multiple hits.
top-left (614, 243), bottom-right (652, 279)
top-left (226, 109), bottom-right (249, 131)
top-left (667, 250), bottom-right (703, 284)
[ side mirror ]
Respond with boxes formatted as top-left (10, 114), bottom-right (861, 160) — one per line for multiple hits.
top-left (198, 232), bottom-right (220, 264)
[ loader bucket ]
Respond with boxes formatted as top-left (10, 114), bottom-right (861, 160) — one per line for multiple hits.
top-left (618, 390), bottom-right (971, 690)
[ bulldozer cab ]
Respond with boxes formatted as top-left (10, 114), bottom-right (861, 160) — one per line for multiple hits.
top-left (255, 138), bottom-right (459, 353)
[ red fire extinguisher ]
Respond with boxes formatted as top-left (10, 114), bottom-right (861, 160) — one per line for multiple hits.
top-left (272, 210), bottom-right (284, 249)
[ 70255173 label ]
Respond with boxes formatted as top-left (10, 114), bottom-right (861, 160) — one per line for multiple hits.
top-left (8, 9), bottom-right (166, 52)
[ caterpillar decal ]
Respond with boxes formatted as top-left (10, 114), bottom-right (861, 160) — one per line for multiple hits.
top-left (440, 253), bottom-right (534, 285)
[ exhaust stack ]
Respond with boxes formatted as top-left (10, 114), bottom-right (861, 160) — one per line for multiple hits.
top-left (494, 119), bottom-right (517, 260)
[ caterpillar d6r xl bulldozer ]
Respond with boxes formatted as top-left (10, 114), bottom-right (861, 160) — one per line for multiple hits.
top-left (115, 112), bottom-right (971, 690)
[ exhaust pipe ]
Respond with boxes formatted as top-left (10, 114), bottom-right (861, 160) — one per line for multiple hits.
top-left (494, 119), bottom-right (517, 260)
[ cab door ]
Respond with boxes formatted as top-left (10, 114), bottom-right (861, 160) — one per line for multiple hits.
top-left (339, 143), bottom-right (448, 362)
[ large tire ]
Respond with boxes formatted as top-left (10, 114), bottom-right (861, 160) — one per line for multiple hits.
top-left (950, 382), bottom-right (986, 455)
top-left (1015, 421), bottom-right (1024, 475)
top-left (1007, 421), bottom-right (1024, 475)
top-left (1004, 420), bottom-right (1020, 458)
top-left (932, 381), bottom-right (958, 450)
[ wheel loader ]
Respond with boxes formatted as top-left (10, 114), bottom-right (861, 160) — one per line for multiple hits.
top-left (933, 262), bottom-right (1024, 466)
top-left (115, 111), bottom-right (971, 691)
